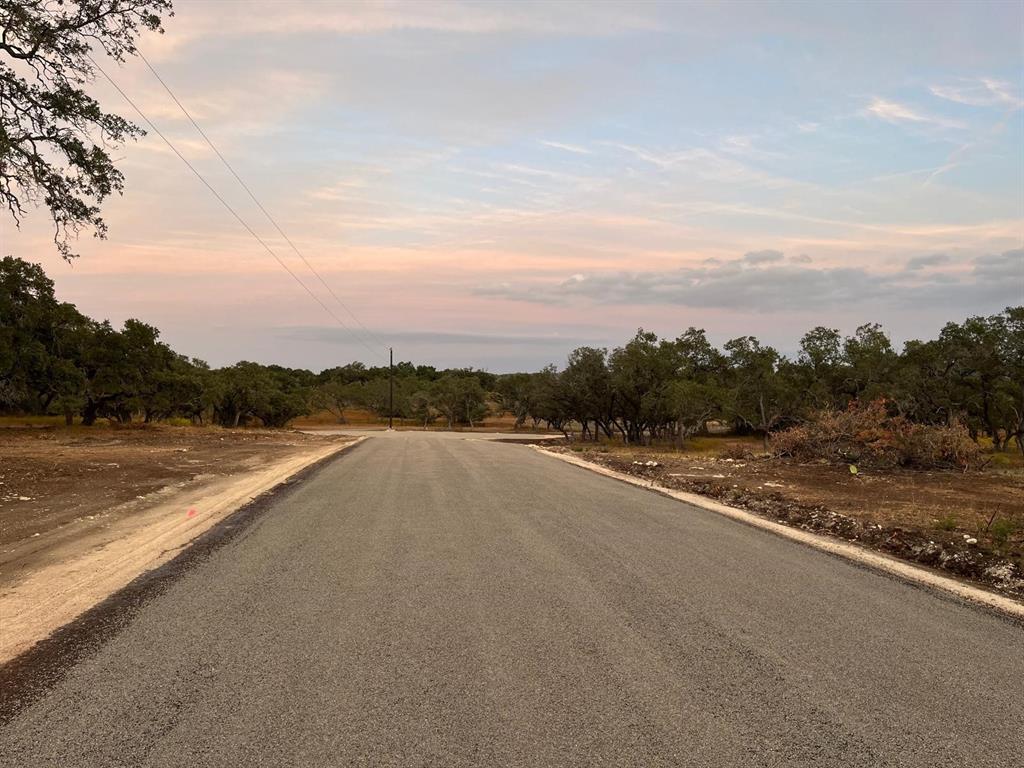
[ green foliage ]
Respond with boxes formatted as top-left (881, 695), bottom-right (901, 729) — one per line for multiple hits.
top-left (1, 1), bottom-right (174, 259)
top-left (431, 374), bottom-right (489, 428)
top-left (988, 516), bottom-right (1019, 547)
top-left (2, 257), bottom-right (1022, 455)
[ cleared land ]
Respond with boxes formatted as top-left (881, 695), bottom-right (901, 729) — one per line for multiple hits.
top-left (556, 437), bottom-right (1024, 596)
top-left (0, 426), bottom-right (346, 550)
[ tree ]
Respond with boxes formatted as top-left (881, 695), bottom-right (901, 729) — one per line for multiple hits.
top-left (561, 347), bottom-right (615, 440)
top-left (796, 326), bottom-right (844, 410)
top-left (494, 372), bottom-right (537, 430)
top-left (665, 379), bottom-right (721, 448)
top-left (608, 330), bottom-right (675, 444)
top-left (0, 255), bottom-right (88, 410)
top-left (1000, 307), bottom-right (1024, 456)
top-left (431, 374), bottom-right (488, 429)
top-left (939, 314), bottom-right (1014, 448)
top-left (408, 389), bottom-right (436, 429)
top-left (724, 336), bottom-right (795, 450)
top-left (842, 323), bottom-right (897, 402)
top-left (669, 327), bottom-right (727, 441)
top-left (1, 0), bottom-right (173, 259)
top-left (314, 378), bottom-right (363, 423)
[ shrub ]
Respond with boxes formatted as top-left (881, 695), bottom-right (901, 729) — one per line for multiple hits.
top-left (771, 400), bottom-right (984, 471)
top-left (989, 516), bottom-right (1019, 546)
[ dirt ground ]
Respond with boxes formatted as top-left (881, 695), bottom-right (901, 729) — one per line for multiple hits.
top-left (0, 426), bottom-right (348, 548)
top-left (556, 440), bottom-right (1024, 598)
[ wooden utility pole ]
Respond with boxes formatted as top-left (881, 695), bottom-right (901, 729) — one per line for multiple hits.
top-left (388, 347), bottom-right (394, 430)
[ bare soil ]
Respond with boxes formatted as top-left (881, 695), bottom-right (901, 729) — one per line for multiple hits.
top-left (0, 425), bottom-right (346, 549)
top-left (555, 442), bottom-right (1024, 598)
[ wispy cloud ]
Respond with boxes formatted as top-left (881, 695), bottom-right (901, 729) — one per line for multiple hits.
top-left (540, 140), bottom-right (592, 155)
top-left (865, 97), bottom-right (965, 129)
top-left (929, 78), bottom-right (1023, 109)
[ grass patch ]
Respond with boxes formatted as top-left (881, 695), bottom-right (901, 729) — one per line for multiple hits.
top-left (988, 516), bottom-right (1020, 547)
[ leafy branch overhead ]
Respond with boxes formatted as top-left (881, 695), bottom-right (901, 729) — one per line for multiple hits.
top-left (1, 0), bottom-right (173, 260)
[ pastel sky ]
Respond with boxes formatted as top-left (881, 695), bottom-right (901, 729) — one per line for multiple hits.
top-left (6, 0), bottom-right (1023, 371)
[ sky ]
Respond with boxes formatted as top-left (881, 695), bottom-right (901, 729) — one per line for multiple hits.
top-left (5, 0), bottom-right (1023, 372)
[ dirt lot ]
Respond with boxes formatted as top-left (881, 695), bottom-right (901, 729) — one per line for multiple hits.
top-left (0, 426), bottom-right (347, 548)
top-left (554, 440), bottom-right (1024, 598)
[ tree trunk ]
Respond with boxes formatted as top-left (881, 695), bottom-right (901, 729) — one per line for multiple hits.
top-left (81, 401), bottom-right (98, 426)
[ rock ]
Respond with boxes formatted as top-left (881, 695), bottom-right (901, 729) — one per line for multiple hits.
top-left (965, 537), bottom-right (978, 545)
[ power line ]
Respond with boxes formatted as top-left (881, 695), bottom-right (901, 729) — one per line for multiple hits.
top-left (87, 53), bottom-right (385, 363)
top-left (136, 49), bottom-right (389, 354)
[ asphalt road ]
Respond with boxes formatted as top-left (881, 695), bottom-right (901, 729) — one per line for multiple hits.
top-left (2, 433), bottom-right (1022, 767)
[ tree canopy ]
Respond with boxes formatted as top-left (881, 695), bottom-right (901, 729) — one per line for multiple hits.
top-left (1, 0), bottom-right (173, 259)
top-left (1, 256), bottom-right (1021, 455)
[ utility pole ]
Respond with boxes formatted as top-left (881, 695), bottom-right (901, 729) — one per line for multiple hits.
top-left (388, 347), bottom-right (394, 430)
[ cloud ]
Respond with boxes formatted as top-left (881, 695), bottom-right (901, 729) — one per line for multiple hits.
top-left (972, 248), bottom-right (1023, 284)
top-left (148, 1), bottom-right (664, 56)
top-left (280, 327), bottom-right (597, 347)
top-left (540, 140), bottom-right (592, 155)
top-left (743, 249), bottom-right (784, 264)
top-left (929, 78), bottom-right (1023, 109)
top-left (790, 254), bottom-right (813, 264)
top-left (905, 253), bottom-right (950, 270)
top-left (865, 98), bottom-right (965, 129)
top-left (476, 250), bottom-right (1023, 313)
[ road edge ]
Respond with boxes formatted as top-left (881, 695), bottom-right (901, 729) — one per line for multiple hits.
top-left (534, 446), bottom-right (1024, 621)
top-left (0, 436), bottom-right (367, 725)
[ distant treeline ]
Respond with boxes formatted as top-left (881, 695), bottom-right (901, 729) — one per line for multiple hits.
top-left (2, 257), bottom-right (1022, 454)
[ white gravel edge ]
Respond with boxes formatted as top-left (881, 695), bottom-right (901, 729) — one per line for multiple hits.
top-left (534, 447), bottom-right (1024, 620)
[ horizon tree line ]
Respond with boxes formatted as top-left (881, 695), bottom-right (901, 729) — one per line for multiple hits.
top-left (2, 257), bottom-right (1022, 455)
